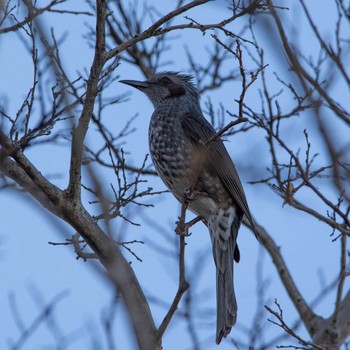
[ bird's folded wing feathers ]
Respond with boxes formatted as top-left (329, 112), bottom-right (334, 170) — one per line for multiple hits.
top-left (181, 112), bottom-right (257, 235)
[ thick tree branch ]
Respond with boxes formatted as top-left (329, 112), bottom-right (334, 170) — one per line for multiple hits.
top-left (337, 291), bottom-right (350, 344)
top-left (0, 132), bottom-right (159, 349)
top-left (313, 290), bottom-right (350, 349)
top-left (0, 130), bottom-right (63, 209)
top-left (67, 0), bottom-right (107, 200)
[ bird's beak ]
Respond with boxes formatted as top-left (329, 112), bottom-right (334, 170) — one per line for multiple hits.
top-left (119, 79), bottom-right (149, 90)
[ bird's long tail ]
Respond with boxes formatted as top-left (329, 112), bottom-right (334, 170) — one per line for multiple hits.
top-left (208, 208), bottom-right (241, 344)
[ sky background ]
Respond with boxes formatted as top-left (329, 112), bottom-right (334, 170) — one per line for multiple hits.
top-left (0, 1), bottom-right (349, 349)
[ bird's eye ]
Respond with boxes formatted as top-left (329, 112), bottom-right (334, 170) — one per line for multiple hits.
top-left (160, 77), bottom-right (172, 85)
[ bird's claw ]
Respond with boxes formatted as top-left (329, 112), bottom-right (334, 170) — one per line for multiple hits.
top-left (183, 186), bottom-right (195, 203)
top-left (175, 219), bottom-right (192, 236)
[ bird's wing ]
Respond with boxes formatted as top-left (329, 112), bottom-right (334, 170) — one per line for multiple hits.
top-left (181, 112), bottom-right (257, 235)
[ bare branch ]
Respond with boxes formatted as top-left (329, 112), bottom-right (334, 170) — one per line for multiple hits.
top-left (249, 218), bottom-right (323, 337)
top-left (67, 0), bottom-right (107, 200)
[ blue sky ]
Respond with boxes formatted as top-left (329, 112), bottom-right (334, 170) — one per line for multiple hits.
top-left (0, 1), bottom-right (349, 349)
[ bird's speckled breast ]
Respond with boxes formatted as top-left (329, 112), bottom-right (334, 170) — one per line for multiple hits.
top-left (148, 99), bottom-right (194, 199)
top-left (148, 98), bottom-right (233, 218)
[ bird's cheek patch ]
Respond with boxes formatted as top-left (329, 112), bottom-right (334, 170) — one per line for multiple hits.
top-left (168, 83), bottom-right (186, 97)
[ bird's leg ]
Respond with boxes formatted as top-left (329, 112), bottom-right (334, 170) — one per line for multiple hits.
top-left (181, 216), bottom-right (202, 235)
top-left (175, 202), bottom-right (190, 236)
top-left (184, 186), bottom-right (195, 202)
top-left (175, 187), bottom-right (199, 236)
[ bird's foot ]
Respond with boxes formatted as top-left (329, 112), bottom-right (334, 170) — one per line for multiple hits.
top-left (175, 219), bottom-right (192, 236)
top-left (183, 186), bottom-right (195, 203)
top-left (175, 216), bottom-right (202, 236)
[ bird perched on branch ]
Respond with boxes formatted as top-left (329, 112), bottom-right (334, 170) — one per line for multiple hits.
top-left (120, 72), bottom-right (257, 344)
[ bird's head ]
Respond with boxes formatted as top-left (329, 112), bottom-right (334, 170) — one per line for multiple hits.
top-left (120, 71), bottom-right (199, 108)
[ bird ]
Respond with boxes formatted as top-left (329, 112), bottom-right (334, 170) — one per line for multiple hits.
top-left (120, 72), bottom-right (257, 344)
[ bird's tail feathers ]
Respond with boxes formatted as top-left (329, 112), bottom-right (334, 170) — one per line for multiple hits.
top-left (215, 242), bottom-right (237, 344)
top-left (208, 208), bottom-right (241, 344)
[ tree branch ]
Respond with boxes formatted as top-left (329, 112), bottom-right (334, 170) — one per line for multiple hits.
top-left (66, 0), bottom-right (107, 200)
top-left (250, 218), bottom-right (323, 337)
